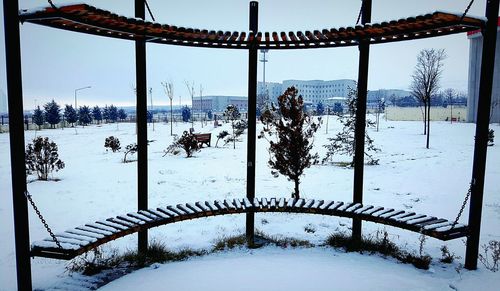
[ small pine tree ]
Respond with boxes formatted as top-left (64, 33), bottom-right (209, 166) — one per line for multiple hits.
top-left (333, 102), bottom-right (344, 114)
top-left (323, 87), bottom-right (380, 166)
top-left (103, 105), bottom-right (110, 123)
top-left (316, 102), bottom-right (325, 115)
top-left (78, 105), bottom-right (92, 126)
top-left (223, 104), bottom-right (241, 149)
top-left (43, 100), bottom-right (61, 128)
top-left (177, 131), bottom-right (200, 157)
top-left (32, 106), bottom-right (45, 130)
top-left (104, 136), bottom-right (121, 152)
top-left (118, 109), bottom-right (127, 121)
top-left (25, 136), bottom-right (65, 180)
top-left (64, 105), bottom-right (78, 127)
top-left (259, 87), bottom-right (319, 199)
top-left (147, 111), bottom-right (153, 123)
top-left (108, 105), bottom-right (118, 123)
top-left (181, 106), bottom-right (191, 122)
top-left (92, 106), bottom-right (102, 124)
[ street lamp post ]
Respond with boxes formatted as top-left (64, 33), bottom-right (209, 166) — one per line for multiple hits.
top-left (74, 86), bottom-right (91, 109)
top-left (260, 49), bottom-right (269, 106)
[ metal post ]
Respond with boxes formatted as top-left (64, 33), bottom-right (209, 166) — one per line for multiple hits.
top-left (3, 0), bottom-right (32, 289)
top-left (465, 0), bottom-right (499, 270)
top-left (352, 0), bottom-right (372, 242)
top-left (135, 0), bottom-right (148, 253)
top-left (246, 1), bottom-right (258, 246)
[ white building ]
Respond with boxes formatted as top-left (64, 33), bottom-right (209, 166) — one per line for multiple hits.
top-left (192, 95), bottom-right (248, 113)
top-left (0, 89), bottom-right (7, 114)
top-left (467, 17), bottom-right (500, 123)
top-left (258, 79), bottom-right (356, 106)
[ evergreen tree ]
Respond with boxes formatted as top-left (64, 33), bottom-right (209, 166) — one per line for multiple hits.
top-left (323, 87), bottom-right (380, 166)
top-left (64, 105), bottom-right (78, 127)
top-left (181, 106), bottom-right (191, 122)
top-left (108, 105), bottom-right (118, 122)
top-left (223, 104), bottom-right (241, 149)
top-left (92, 106), bottom-right (102, 124)
top-left (316, 102), bottom-right (325, 115)
top-left (25, 136), bottom-right (65, 180)
top-left (103, 105), bottom-right (110, 123)
top-left (333, 102), bottom-right (344, 114)
top-left (78, 105), bottom-right (92, 126)
top-left (32, 106), bottom-right (45, 130)
top-left (118, 108), bottom-right (127, 121)
top-left (43, 99), bottom-right (61, 128)
top-left (259, 87), bottom-right (319, 199)
top-left (147, 110), bottom-right (153, 123)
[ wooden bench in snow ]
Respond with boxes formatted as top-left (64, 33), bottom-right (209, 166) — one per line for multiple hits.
top-left (30, 198), bottom-right (469, 260)
top-left (194, 133), bottom-right (211, 147)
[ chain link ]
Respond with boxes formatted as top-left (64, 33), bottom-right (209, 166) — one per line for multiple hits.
top-left (460, 0), bottom-right (475, 22)
top-left (451, 182), bottom-right (472, 228)
top-left (355, 0), bottom-right (364, 25)
top-left (144, 0), bottom-right (156, 22)
top-left (24, 190), bottom-right (62, 249)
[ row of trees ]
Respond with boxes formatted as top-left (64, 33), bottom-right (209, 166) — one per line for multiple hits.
top-left (32, 100), bottom-right (127, 129)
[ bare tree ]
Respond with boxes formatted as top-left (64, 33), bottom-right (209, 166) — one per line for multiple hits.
top-left (162, 81), bottom-right (174, 136)
top-left (410, 48), bottom-right (446, 149)
top-left (443, 88), bottom-right (455, 124)
top-left (185, 81), bottom-right (196, 130)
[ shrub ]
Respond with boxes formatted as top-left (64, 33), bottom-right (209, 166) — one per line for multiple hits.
top-left (440, 245), bottom-right (460, 264)
top-left (479, 240), bottom-right (500, 272)
top-left (177, 131), bottom-right (200, 157)
top-left (325, 230), bottom-right (432, 270)
top-left (104, 136), bottom-right (121, 152)
top-left (25, 136), bottom-right (65, 180)
top-left (123, 143), bottom-right (138, 163)
top-left (215, 130), bottom-right (229, 147)
top-left (488, 129), bottom-right (495, 146)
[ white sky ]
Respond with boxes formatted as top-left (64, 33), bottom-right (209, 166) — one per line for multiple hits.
top-left (0, 0), bottom-right (491, 108)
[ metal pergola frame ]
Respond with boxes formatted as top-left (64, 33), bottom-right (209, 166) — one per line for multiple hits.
top-left (3, 1), bottom-right (498, 290)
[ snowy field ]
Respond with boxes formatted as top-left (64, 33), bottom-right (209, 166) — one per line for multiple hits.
top-left (1, 117), bottom-right (499, 290)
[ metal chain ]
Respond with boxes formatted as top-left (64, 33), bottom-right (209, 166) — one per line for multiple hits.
top-left (47, 0), bottom-right (57, 10)
top-left (356, 0), bottom-right (364, 25)
top-left (24, 190), bottom-right (62, 249)
top-left (144, 0), bottom-right (156, 22)
top-left (451, 182), bottom-right (472, 228)
top-left (460, 0), bottom-right (475, 22)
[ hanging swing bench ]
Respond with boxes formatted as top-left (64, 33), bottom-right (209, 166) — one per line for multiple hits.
top-left (19, 3), bottom-right (483, 260)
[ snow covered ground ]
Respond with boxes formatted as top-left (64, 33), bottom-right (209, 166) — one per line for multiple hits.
top-left (1, 117), bottom-right (499, 290)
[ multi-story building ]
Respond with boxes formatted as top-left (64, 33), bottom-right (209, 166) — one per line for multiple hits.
top-left (258, 79), bottom-right (356, 106)
top-left (467, 17), bottom-right (500, 123)
top-left (192, 95), bottom-right (248, 113)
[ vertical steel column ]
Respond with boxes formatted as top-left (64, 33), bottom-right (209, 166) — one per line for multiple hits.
top-left (465, 0), bottom-right (499, 270)
top-left (3, 0), bottom-right (33, 289)
top-left (135, 0), bottom-right (148, 253)
top-left (246, 1), bottom-right (258, 246)
top-left (352, 0), bottom-right (372, 242)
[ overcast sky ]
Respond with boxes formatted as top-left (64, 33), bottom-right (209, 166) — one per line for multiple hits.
top-left (0, 0), bottom-right (490, 108)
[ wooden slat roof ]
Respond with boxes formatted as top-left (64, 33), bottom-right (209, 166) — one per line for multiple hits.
top-left (19, 4), bottom-right (485, 50)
